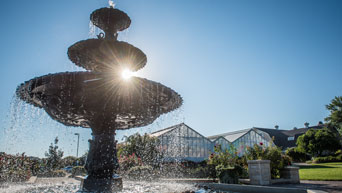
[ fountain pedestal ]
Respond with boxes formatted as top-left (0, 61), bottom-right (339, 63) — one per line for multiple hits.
top-left (82, 133), bottom-right (122, 192)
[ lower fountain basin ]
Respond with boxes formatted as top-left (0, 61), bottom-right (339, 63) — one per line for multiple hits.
top-left (1, 180), bottom-right (202, 193)
top-left (16, 71), bottom-right (182, 130)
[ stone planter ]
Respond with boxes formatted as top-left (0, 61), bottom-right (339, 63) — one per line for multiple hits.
top-left (280, 166), bottom-right (300, 184)
top-left (247, 160), bottom-right (271, 185)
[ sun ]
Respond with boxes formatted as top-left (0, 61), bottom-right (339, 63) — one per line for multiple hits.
top-left (121, 68), bottom-right (135, 80)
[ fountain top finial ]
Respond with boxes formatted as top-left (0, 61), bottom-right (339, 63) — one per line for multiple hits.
top-left (109, 0), bottom-right (115, 8)
top-left (90, 7), bottom-right (131, 39)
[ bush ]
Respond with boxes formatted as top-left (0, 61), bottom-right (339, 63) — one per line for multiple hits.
top-left (216, 164), bottom-right (242, 184)
top-left (38, 170), bottom-right (66, 177)
top-left (71, 166), bottom-right (86, 177)
top-left (0, 170), bottom-right (31, 182)
top-left (243, 144), bottom-right (290, 179)
top-left (126, 165), bottom-right (154, 180)
top-left (61, 156), bottom-right (78, 168)
top-left (281, 154), bottom-right (292, 167)
top-left (313, 155), bottom-right (342, 163)
top-left (207, 144), bottom-right (246, 182)
top-left (266, 146), bottom-right (283, 178)
top-left (189, 166), bottom-right (211, 178)
top-left (0, 153), bottom-right (33, 182)
top-left (285, 147), bottom-right (310, 162)
top-left (118, 133), bottom-right (163, 167)
top-left (118, 153), bottom-right (142, 171)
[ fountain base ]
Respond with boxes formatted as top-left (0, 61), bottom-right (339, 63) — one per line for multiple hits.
top-left (82, 132), bottom-right (121, 192)
top-left (79, 174), bottom-right (123, 192)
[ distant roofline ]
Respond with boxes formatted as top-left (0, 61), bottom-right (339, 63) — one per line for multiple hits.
top-left (207, 128), bottom-right (252, 139)
top-left (212, 136), bottom-right (231, 143)
top-left (150, 123), bottom-right (213, 143)
top-left (150, 122), bottom-right (185, 135)
top-left (207, 125), bottom-right (325, 139)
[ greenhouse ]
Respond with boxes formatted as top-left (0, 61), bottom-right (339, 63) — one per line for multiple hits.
top-left (150, 123), bottom-right (273, 162)
top-left (150, 123), bottom-right (215, 162)
top-left (208, 128), bottom-right (274, 156)
top-left (150, 123), bottom-right (323, 162)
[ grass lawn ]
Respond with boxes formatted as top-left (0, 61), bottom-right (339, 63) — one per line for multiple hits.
top-left (299, 162), bottom-right (342, 180)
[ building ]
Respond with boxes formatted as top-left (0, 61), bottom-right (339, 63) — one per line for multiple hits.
top-left (150, 123), bottom-right (217, 162)
top-left (149, 123), bottom-right (324, 162)
top-left (208, 128), bottom-right (274, 156)
top-left (255, 125), bottom-right (324, 150)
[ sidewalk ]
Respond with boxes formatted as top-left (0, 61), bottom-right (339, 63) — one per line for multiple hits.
top-left (271, 180), bottom-right (342, 193)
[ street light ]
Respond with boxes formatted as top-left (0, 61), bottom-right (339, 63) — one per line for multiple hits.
top-left (74, 133), bottom-right (80, 158)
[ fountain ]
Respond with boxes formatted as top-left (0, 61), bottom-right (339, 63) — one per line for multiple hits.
top-left (15, 4), bottom-right (182, 193)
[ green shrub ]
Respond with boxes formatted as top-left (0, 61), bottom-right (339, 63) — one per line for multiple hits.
top-left (313, 155), bottom-right (342, 163)
top-left (0, 152), bottom-right (33, 182)
top-left (281, 154), bottom-right (292, 167)
top-left (216, 164), bottom-right (242, 184)
top-left (38, 170), bottom-right (66, 177)
top-left (71, 166), bottom-right (86, 177)
top-left (207, 144), bottom-right (246, 181)
top-left (243, 144), bottom-right (290, 179)
top-left (126, 165), bottom-right (154, 180)
top-left (266, 146), bottom-right (283, 178)
top-left (188, 166), bottom-right (211, 178)
top-left (285, 147), bottom-right (309, 162)
top-left (0, 170), bottom-right (31, 182)
top-left (118, 153), bottom-right (142, 171)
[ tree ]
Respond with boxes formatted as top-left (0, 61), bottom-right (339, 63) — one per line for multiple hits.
top-left (61, 156), bottom-right (78, 167)
top-left (78, 151), bottom-right (88, 166)
top-left (118, 133), bottom-right (162, 167)
top-left (285, 147), bottom-right (309, 162)
top-left (296, 128), bottom-right (341, 157)
top-left (45, 137), bottom-right (64, 170)
top-left (325, 96), bottom-right (342, 135)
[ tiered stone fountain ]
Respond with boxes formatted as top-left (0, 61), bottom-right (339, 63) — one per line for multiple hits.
top-left (16, 5), bottom-right (182, 192)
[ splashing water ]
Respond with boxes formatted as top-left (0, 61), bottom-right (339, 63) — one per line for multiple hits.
top-left (109, 0), bottom-right (115, 8)
top-left (116, 105), bottom-right (185, 143)
top-left (0, 180), bottom-right (215, 193)
top-left (0, 93), bottom-right (87, 157)
top-left (88, 21), bottom-right (96, 38)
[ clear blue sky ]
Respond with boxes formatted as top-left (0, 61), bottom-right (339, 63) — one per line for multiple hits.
top-left (0, 0), bottom-right (341, 158)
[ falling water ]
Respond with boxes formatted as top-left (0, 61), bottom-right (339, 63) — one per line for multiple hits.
top-left (1, 93), bottom-right (84, 157)
top-left (116, 105), bottom-right (185, 145)
top-left (88, 21), bottom-right (96, 38)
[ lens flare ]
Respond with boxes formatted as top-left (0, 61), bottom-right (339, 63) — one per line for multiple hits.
top-left (121, 68), bottom-right (135, 80)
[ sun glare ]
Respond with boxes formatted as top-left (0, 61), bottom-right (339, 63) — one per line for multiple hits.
top-left (121, 68), bottom-right (135, 80)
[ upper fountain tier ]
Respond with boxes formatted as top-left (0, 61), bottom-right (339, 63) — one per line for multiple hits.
top-left (68, 39), bottom-right (147, 72)
top-left (90, 7), bottom-right (131, 37)
top-left (68, 7), bottom-right (147, 72)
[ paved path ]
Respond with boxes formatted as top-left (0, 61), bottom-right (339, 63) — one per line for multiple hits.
top-left (271, 180), bottom-right (342, 193)
top-left (34, 176), bottom-right (79, 184)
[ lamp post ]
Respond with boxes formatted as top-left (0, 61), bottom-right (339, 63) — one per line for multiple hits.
top-left (74, 133), bottom-right (80, 157)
